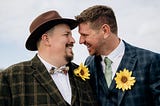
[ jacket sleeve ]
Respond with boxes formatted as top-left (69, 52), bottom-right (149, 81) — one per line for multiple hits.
top-left (149, 54), bottom-right (160, 106)
top-left (0, 71), bottom-right (12, 106)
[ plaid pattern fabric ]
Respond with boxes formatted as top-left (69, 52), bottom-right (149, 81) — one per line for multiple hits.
top-left (85, 41), bottom-right (160, 106)
top-left (0, 55), bottom-right (98, 106)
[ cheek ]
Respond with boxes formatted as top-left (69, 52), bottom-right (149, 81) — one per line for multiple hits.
top-left (52, 37), bottom-right (67, 44)
top-left (92, 37), bottom-right (104, 47)
top-left (90, 35), bottom-right (101, 44)
top-left (51, 39), bottom-right (67, 49)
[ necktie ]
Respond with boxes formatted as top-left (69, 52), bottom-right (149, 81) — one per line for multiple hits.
top-left (104, 57), bottom-right (112, 87)
top-left (50, 66), bottom-right (69, 75)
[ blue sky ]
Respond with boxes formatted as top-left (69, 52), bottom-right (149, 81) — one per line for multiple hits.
top-left (0, 0), bottom-right (160, 69)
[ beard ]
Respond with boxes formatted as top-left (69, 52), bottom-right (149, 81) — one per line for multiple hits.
top-left (65, 52), bottom-right (74, 62)
top-left (64, 43), bottom-right (74, 62)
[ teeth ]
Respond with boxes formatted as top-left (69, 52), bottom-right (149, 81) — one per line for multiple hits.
top-left (66, 44), bottom-right (73, 49)
top-left (67, 46), bottom-right (73, 49)
top-left (87, 44), bottom-right (90, 49)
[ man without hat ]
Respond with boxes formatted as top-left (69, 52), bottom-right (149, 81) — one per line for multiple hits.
top-left (0, 10), bottom-right (98, 106)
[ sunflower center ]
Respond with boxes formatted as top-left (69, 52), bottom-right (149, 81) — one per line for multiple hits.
top-left (121, 76), bottom-right (128, 83)
top-left (80, 70), bottom-right (84, 75)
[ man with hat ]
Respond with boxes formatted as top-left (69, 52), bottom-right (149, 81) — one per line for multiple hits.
top-left (0, 10), bottom-right (98, 106)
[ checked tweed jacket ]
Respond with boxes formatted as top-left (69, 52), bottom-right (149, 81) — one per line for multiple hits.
top-left (0, 55), bottom-right (98, 106)
top-left (85, 41), bottom-right (160, 106)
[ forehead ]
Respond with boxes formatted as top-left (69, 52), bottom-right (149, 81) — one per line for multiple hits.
top-left (78, 22), bottom-right (92, 33)
top-left (49, 24), bottom-right (71, 33)
top-left (79, 22), bottom-right (89, 30)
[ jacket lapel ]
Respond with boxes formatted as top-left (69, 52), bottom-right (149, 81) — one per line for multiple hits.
top-left (30, 55), bottom-right (66, 105)
top-left (70, 76), bottom-right (77, 105)
top-left (67, 62), bottom-right (78, 105)
top-left (95, 56), bottom-right (109, 95)
top-left (116, 42), bottom-right (137, 106)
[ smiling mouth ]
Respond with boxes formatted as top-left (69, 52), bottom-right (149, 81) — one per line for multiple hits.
top-left (85, 43), bottom-right (91, 50)
top-left (66, 44), bottom-right (74, 49)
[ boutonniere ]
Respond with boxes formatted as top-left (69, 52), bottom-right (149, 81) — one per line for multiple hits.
top-left (74, 63), bottom-right (90, 81)
top-left (114, 68), bottom-right (136, 91)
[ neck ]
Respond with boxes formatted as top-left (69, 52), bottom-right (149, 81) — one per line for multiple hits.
top-left (38, 52), bottom-right (68, 68)
top-left (101, 35), bottom-right (120, 56)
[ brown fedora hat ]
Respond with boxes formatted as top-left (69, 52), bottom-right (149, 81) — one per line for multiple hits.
top-left (25, 10), bottom-right (78, 51)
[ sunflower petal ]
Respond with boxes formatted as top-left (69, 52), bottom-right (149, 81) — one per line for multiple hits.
top-left (115, 68), bottom-right (136, 91)
top-left (74, 63), bottom-right (90, 81)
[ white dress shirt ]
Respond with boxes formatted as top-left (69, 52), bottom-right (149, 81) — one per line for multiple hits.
top-left (101, 40), bottom-right (125, 79)
top-left (37, 54), bottom-right (72, 105)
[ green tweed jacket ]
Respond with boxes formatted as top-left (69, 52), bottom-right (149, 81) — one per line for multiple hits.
top-left (0, 55), bottom-right (98, 106)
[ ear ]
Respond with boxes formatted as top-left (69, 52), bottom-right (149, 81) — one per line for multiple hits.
top-left (101, 24), bottom-right (111, 39)
top-left (41, 33), bottom-right (50, 45)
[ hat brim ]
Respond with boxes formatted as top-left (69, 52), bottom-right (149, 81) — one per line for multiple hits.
top-left (25, 18), bottom-right (78, 51)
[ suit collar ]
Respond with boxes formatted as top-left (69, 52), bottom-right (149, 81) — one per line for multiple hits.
top-left (94, 56), bottom-right (109, 95)
top-left (67, 62), bottom-right (78, 105)
top-left (31, 55), bottom-right (89, 105)
top-left (116, 41), bottom-right (137, 105)
top-left (30, 55), bottom-right (68, 105)
top-left (90, 42), bottom-right (137, 105)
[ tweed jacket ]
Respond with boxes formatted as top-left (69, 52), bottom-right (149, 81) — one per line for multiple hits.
top-left (85, 41), bottom-right (160, 106)
top-left (0, 55), bottom-right (98, 106)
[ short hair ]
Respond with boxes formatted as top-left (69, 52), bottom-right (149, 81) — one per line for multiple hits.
top-left (75, 5), bottom-right (118, 34)
top-left (36, 26), bottom-right (55, 49)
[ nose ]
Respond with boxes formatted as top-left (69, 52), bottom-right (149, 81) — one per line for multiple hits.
top-left (69, 35), bottom-right (75, 43)
top-left (79, 36), bottom-right (85, 44)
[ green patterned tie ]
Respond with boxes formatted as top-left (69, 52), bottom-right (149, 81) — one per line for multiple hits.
top-left (104, 57), bottom-right (112, 87)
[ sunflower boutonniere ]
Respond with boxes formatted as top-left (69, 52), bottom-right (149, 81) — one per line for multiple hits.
top-left (74, 63), bottom-right (90, 81)
top-left (114, 68), bottom-right (136, 91)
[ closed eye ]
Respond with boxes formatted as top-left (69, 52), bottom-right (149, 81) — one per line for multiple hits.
top-left (81, 34), bottom-right (88, 37)
top-left (63, 31), bottom-right (72, 37)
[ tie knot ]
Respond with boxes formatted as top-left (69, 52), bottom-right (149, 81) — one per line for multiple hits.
top-left (50, 66), bottom-right (69, 75)
top-left (104, 57), bottom-right (112, 65)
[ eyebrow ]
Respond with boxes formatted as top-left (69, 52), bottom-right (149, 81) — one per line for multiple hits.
top-left (64, 30), bottom-right (72, 34)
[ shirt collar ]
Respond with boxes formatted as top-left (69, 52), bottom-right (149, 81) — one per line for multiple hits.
top-left (37, 54), bottom-right (55, 72)
top-left (101, 39), bottom-right (125, 62)
top-left (37, 54), bottom-right (67, 74)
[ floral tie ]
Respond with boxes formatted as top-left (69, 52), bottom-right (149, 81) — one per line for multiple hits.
top-left (50, 66), bottom-right (69, 75)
